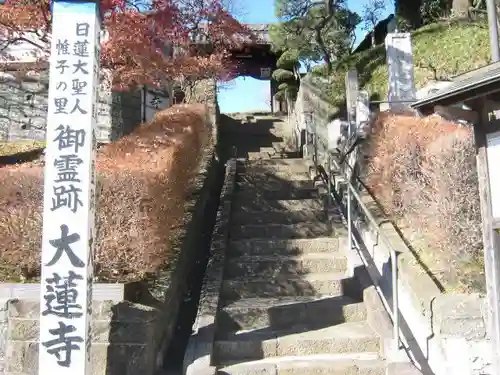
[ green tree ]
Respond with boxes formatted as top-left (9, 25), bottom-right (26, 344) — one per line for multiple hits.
top-left (269, 0), bottom-right (360, 74)
top-left (394, 0), bottom-right (423, 29)
top-left (362, 0), bottom-right (387, 46)
top-left (420, 0), bottom-right (451, 23)
top-left (272, 49), bottom-right (300, 113)
top-left (395, 0), bottom-right (453, 28)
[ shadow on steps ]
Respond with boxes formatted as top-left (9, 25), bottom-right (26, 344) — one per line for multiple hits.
top-left (218, 114), bottom-right (284, 160)
top-left (182, 113), bottom-right (383, 374)
top-left (211, 161), bottom-right (374, 368)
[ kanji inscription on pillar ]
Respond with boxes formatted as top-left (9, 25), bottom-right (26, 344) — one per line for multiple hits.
top-left (39, 2), bottom-right (101, 375)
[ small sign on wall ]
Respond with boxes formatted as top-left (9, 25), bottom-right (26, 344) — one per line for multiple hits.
top-left (260, 67), bottom-right (271, 79)
top-left (144, 88), bottom-right (169, 122)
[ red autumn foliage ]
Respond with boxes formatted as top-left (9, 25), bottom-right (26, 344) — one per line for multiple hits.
top-left (0, 0), bottom-right (252, 89)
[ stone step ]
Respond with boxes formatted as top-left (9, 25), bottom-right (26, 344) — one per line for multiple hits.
top-left (387, 363), bottom-right (423, 375)
top-left (229, 238), bottom-right (339, 257)
top-left (231, 222), bottom-right (331, 239)
top-left (235, 179), bottom-right (314, 191)
top-left (221, 272), bottom-right (361, 300)
top-left (234, 199), bottom-right (324, 213)
top-left (224, 253), bottom-right (347, 279)
top-left (214, 322), bottom-right (380, 364)
top-left (231, 210), bottom-right (327, 225)
top-left (260, 147), bottom-right (279, 154)
top-left (244, 157), bottom-right (307, 164)
top-left (235, 187), bottom-right (319, 201)
top-left (271, 141), bottom-right (285, 150)
top-left (243, 159), bottom-right (311, 172)
top-left (216, 353), bottom-right (385, 375)
top-left (248, 152), bottom-right (276, 160)
top-left (217, 296), bottom-right (366, 332)
top-left (238, 169), bottom-right (311, 181)
top-left (272, 142), bottom-right (296, 153)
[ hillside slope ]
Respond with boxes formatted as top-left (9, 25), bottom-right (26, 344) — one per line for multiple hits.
top-left (311, 19), bottom-right (490, 113)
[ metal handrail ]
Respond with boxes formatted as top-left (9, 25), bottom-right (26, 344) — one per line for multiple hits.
top-left (330, 152), bottom-right (402, 354)
top-left (303, 126), bottom-right (402, 351)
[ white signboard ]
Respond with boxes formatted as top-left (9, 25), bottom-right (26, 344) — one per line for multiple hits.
top-left (39, 1), bottom-right (100, 375)
top-left (356, 90), bottom-right (370, 137)
top-left (327, 119), bottom-right (346, 152)
top-left (487, 131), bottom-right (500, 219)
top-left (345, 70), bottom-right (358, 119)
top-left (385, 33), bottom-right (416, 111)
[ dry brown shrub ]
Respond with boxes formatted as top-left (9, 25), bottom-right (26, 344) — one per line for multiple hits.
top-left (0, 104), bottom-right (211, 282)
top-left (365, 113), bottom-right (484, 292)
top-left (0, 167), bottom-right (44, 280)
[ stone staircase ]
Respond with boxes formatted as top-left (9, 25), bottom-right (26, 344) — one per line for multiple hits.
top-left (184, 113), bottom-right (422, 375)
top-left (212, 154), bottom-right (388, 375)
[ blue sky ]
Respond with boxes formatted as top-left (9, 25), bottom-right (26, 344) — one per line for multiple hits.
top-left (218, 0), bottom-right (395, 113)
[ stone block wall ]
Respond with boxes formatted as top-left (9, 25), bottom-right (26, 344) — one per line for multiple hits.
top-left (292, 76), bottom-right (340, 163)
top-left (183, 159), bottom-right (237, 374)
top-left (351, 189), bottom-right (492, 375)
top-left (0, 73), bottom-right (48, 142)
top-left (0, 70), bottom-right (142, 143)
top-left (0, 290), bottom-right (161, 375)
top-left (96, 86), bottom-right (143, 142)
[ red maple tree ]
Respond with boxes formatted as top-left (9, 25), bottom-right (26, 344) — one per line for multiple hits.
top-left (0, 0), bottom-right (252, 89)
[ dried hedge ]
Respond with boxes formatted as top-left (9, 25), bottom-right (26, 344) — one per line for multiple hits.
top-left (0, 104), bottom-right (211, 282)
top-left (365, 113), bottom-right (484, 292)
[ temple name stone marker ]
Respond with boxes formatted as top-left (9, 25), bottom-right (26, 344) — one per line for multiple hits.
top-left (39, 1), bottom-right (101, 374)
top-left (356, 90), bottom-right (370, 137)
top-left (345, 70), bottom-right (359, 121)
top-left (385, 33), bottom-right (416, 111)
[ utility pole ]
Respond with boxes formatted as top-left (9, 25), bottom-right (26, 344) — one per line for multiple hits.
top-left (487, 0), bottom-right (500, 61)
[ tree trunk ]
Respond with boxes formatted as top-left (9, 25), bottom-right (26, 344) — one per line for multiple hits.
top-left (315, 28), bottom-right (332, 74)
top-left (314, 4), bottom-right (334, 75)
top-left (293, 65), bottom-right (300, 82)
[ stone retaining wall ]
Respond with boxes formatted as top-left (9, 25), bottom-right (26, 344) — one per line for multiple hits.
top-left (0, 70), bottom-right (142, 143)
top-left (291, 76), bottom-right (340, 162)
top-left (0, 284), bottom-right (162, 375)
top-left (351, 189), bottom-right (491, 375)
top-left (183, 158), bottom-right (237, 375)
top-left (145, 139), bottom-right (220, 370)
